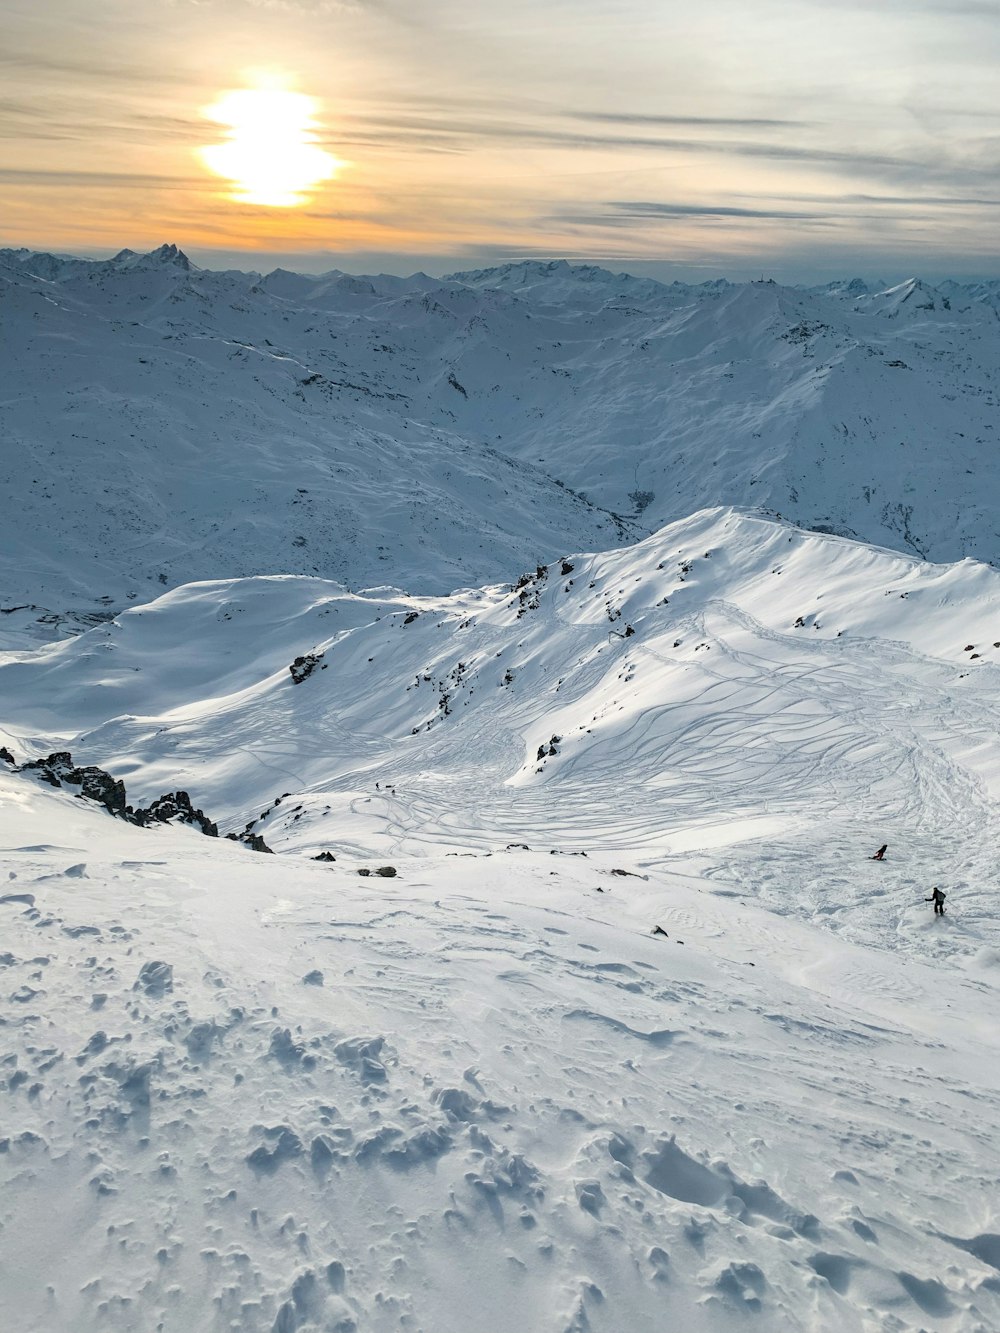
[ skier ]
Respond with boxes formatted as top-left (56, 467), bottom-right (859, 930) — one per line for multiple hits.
top-left (925, 886), bottom-right (946, 916)
top-left (871, 844), bottom-right (887, 861)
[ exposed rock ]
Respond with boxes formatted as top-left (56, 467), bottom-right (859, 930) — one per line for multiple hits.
top-left (19, 752), bottom-right (128, 816)
top-left (19, 751), bottom-right (78, 788)
top-left (11, 750), bottom-right (223, 838)
top-left (313, 851), bottom-right (336, 862)
top-left (0, 745), bottom-right (15, 766)
top-left (133, 791), bottom-right (218, 836)
top-left (78, 767), bottom-right (128, 816)
top-left (290, 652), bottom-right (324, 684)
top-left (226, 831), bottom-right (274, 854)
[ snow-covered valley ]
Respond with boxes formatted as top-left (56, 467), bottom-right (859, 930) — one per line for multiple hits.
top-left (3, 252), bottom-right (1000, 1332)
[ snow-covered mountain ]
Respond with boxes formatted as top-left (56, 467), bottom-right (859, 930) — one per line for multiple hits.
top-left (5, 244), bottom-right (1000, 1332)
top-left (4, 246), bottom-right (1000, 643)
top-left (5, 509), bottom-right (1000, 1332)
top-left (4, 506), bottom-right (1000, 965)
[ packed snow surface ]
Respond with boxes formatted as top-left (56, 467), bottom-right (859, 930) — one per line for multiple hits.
top-left (4, 779), bottom-right (1000, 1333)
top-left (4, 509), bottom-right (1000, 1330)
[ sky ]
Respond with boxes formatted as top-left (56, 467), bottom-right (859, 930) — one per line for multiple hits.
top-left (2, 0), bottom-right (1000, 281)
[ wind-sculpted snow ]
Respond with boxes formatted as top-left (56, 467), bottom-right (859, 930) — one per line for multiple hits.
top-left (3, 246), bottom-right (1000, 641)
top-left (3, 774), bottom-right (1000, 1332)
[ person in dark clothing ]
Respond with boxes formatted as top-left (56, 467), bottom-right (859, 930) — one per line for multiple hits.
top-left (871, 844), bottom-right (887, 861)
top-left (926, 886), bottom-right (946, 915)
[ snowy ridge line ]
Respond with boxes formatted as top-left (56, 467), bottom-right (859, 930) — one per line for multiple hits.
top-left (0, 745), bottom-right (275, 851)
top-left (3, 507), bottom-right (1000, 973)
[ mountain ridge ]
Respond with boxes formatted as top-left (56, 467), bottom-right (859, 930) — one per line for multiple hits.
top-left (3, 246), bottom-right (1000, 645)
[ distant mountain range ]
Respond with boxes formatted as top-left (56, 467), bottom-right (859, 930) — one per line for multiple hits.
top-left (2, 246), bottom-right (1000, 643)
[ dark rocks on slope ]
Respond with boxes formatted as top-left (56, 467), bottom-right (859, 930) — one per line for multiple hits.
top-left (289, 652), bottom-right (325, 684)
top-left (19, 752), bottom-right (128, 816)
top-left (11, 749), bottom-right (221, 838)
top-left (12, 749), bottom-right (276, 856)
top-left (226, 831), bottom-right (274, 854)
top-left (133, 791), bottom-right (218, 836)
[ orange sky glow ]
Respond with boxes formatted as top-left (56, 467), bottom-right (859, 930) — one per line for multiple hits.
top-left (3, 1), bottom-right (1000, 280)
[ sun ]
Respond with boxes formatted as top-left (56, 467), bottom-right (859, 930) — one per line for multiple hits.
top-left (199, 79), bottom-right (342, 207)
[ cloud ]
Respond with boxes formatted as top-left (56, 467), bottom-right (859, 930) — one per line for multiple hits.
top-left (0, 167), bottom-right (205, 189)
top-left (0, 48), bottom-right (185, 86)
top-left (606, 200), bottom-right (830, 220)
top-left (570, 110), bottom-right (811, 130)
top-left (548, 193), bottom-right (1000, 237)
top-left (330, 103), bottom-right (960, 182)
top-left (0, 110), bottom-right (206, 145)
top-left (549, 201), bottom-right (839, 234)
top-left (812, 192), bottom-right (1000, 207)
top-left (809, 0), bottom-right (999, 13)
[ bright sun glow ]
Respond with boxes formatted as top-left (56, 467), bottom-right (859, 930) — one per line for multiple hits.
top-left (199, 81), bottom-right (341, 207)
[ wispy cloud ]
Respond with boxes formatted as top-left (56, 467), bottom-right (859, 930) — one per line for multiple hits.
top-left (570, 110), bottom-right (811, 130)
top-left (549, 194), bottom-right (1000, 237)
top-left (0, 48), bottom-right (185, 86)
top-left (0, 167), bottom-right (206, 189)
top-left (605, 200), bottom-right (830, 221)
top-left (326, 102), bottom-right (975, 185)
top-left (809, 0), bottom-right (1000, 13)
top-left (785, 191), bottom-right (1000, 207)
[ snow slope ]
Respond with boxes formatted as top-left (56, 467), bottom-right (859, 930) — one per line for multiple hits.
top-left (4, 768), bottom-right (1000, 1333)
top-left (4, 247), bottom-right (1000, 641)
top-left (5, 510), bottom-right (1000, 1330)
top-left (3, 507), bottom-right (1000, 972)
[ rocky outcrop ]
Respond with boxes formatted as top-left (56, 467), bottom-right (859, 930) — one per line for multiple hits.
top-left (133, 791), bottom-right (218, 836)
top-left (11, 749), bottom-right (220, 838)
top-left (289, 652), bottom-right (325, 684)
top-left (226, 831), bottom-right (274, 854)
top-left (18, 751), bottom-right (128, 817)
top-left (11, 749), bottom-right (280, 855)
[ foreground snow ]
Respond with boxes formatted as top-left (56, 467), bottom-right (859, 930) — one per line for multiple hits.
top-left (3, 775), bottom-right (1000, 1333)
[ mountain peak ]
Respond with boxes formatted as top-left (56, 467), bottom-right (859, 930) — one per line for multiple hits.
top-left (147, 243), bottom-right (192, 270)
